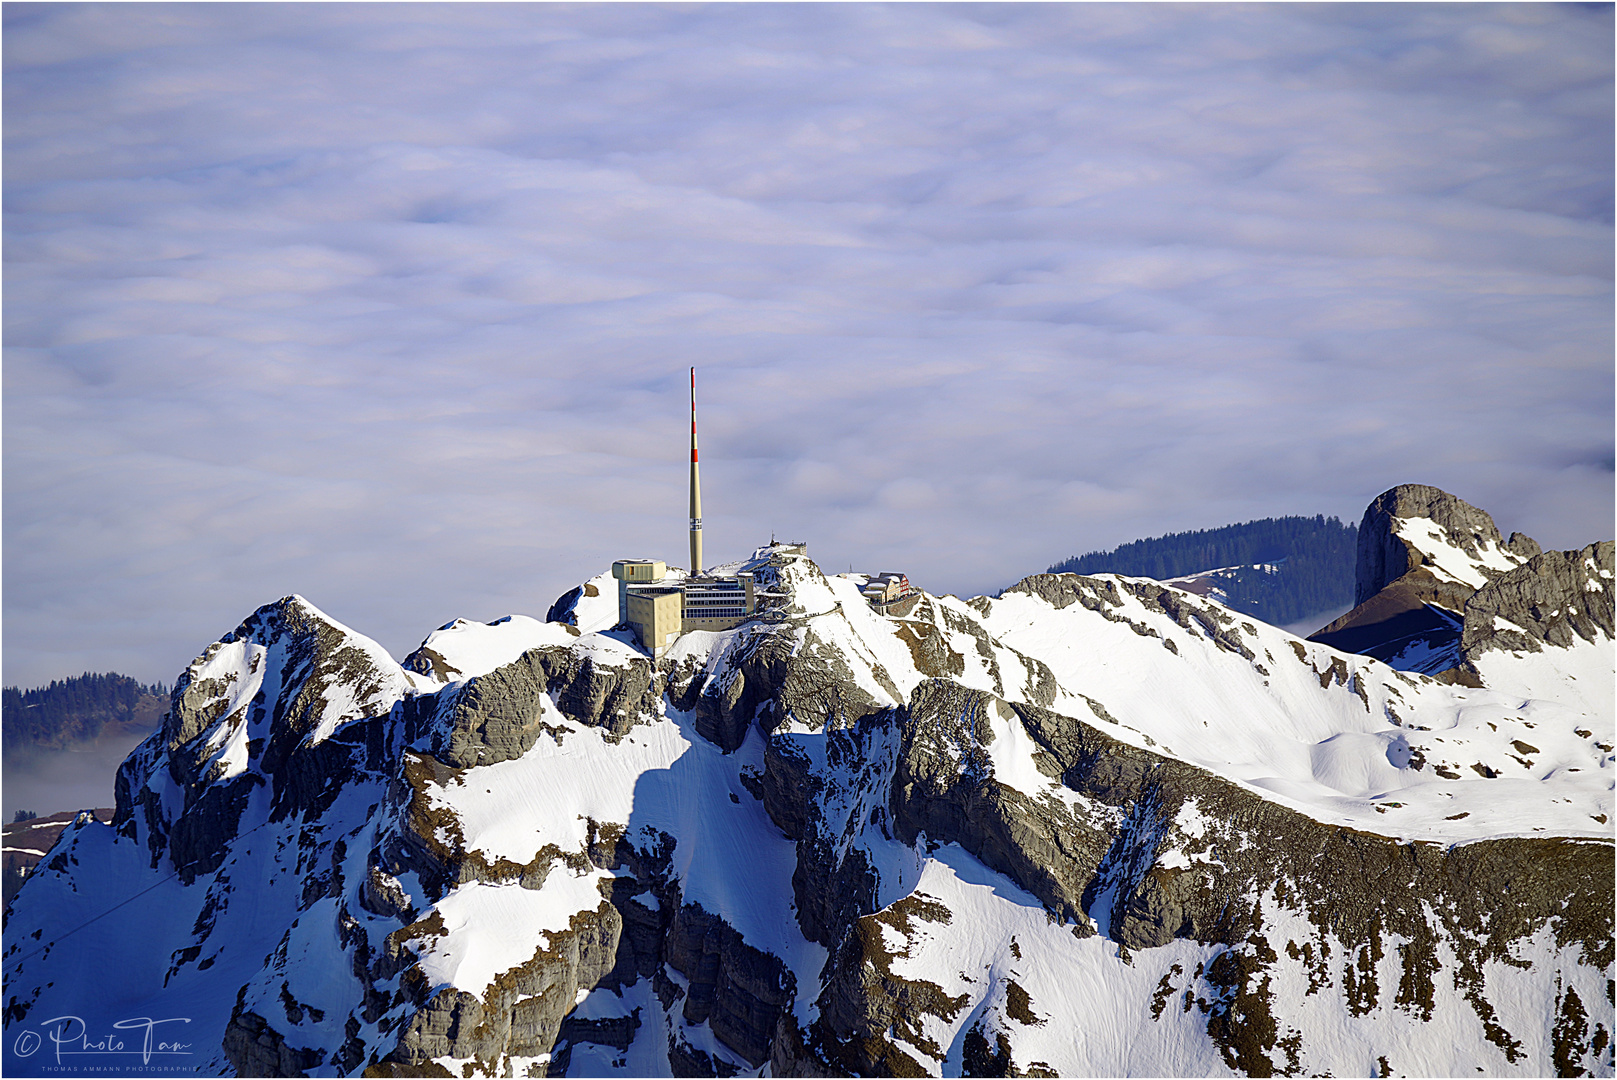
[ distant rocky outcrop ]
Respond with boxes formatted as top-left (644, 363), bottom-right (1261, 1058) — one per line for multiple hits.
top-left (2, 809), bottom-right (112, 914)
top-left (1311, 484), bottom-right (1608, 683)
top-left (111, 595), bottom-right (414, 883)
top-left (1352, 483), bottom-right (1540, 606)
top-left (405, 645), bottom-right (661, 768)
top-left (1461, 541), bottom-right (1616, 660)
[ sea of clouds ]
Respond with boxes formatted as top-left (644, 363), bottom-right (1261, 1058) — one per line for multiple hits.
top-left (4, 3), bottom-right (1612, 696)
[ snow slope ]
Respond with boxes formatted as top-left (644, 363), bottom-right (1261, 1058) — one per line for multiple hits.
top-left (2, 541), bottom-right (1610, 1078)
top-left (979, 576), bottom-right (1611, 842)
top-left (1394, 514), bottom-right (1530, 594)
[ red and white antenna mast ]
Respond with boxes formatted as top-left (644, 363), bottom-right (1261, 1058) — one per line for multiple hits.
top-left (689, 367), bottom-right (703, 575)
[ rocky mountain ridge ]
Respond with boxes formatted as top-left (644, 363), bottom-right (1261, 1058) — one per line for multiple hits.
top-left (1352, 483), bottom-right (1543, 607)
top-left (1, 809), bottom-right (113, 910)
top-left (1312, 484), bottom-right (1612, 689)
top-left (3, 489), bottom-right (1612, 1078)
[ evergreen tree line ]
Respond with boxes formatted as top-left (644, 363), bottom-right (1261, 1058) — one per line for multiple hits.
top-left (2, 672), bottom-right (169, 750)
top-left (1046, 515), bottom-right (1358, 627)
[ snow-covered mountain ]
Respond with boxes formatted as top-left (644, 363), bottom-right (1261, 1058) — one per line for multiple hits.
top-left (1307, 483), bottom-right (1596, 682)
top-left (3, 487), bottom-right (1612, 1077)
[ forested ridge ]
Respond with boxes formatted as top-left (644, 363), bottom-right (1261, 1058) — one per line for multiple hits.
top-left (2, 672), bottom-right (168, 750)
top-left (1045, 515), bottom-right (1357, 626)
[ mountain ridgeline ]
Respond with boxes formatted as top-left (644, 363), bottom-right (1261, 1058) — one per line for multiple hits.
top-left (1, 489), bottom-right (1611, 1078)
top-left (1047, 514), bottom-right (1357, 626)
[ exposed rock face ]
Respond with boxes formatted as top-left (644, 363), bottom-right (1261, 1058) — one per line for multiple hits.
top-left (813, 888), bottom-right (974, 1077)
top-left (669, 553), bottom-right (911, 756)
top-left (1313, 484), bottom-right (1609, 686)
top-left (670, 624), bottom-right (798, 754)
top-left (547, 585), bottom-right (589, 626)
top-left (1309, 577), bottom-right (1465, 672)
top-left (378, 902), bottom-right (623, 1071)
top-left (112, 595), bottom-right (411, 882)
top-left (1003, 573), bottom-right (1181, 656)
top-left (1462, 541), bottom-right (1616, 659)
top-left (663, 903), bottom-right (795, 1068)
top-left (806, 677), bottom-right (1614, 1076)
top-left (4, 531), bottom-right (1610, 1079)
top-left (891, 681), bottom-right (1110, 924)
top-left (222, 1009), bottom-right (326, 1077)
top-left (1354, 484), bottom-right (1529, 605)
top-left (406, 644), bottom-right (660, 768)
top-left (759, 728), bottom-right (874, 948)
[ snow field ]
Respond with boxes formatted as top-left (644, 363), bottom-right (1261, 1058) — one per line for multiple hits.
top-left (428, 697), bottom-right (690, 865)
top-left (609, 715), bottom-right (828, 1013)
top-left (1228, 897), bottom-right (1583, 1077)
top-left (872, 844), bottom-right (1227, 1076)
top-left (1395, 516), bottom-right (1528, 591)
top-left (243, 893), bottom-right (373, 1052)
top-left (570, 571), bottom-right (627, 634)
top-left (416, 872), bottom-right (614, 996)
top-left (980, 581), bottom-right (1611, 841)
top-left (418, 690), bottom-right (828, 1029)
top-left (188, 638), bottom-right (268, 784)
top-left (791, 572), bottom-right (923, 708)
top-left (866, 846), bottom-right (1606, 1078)
top-left (978, 695), bottom-right (1123, 827)
top-left (562, 981), bottom-right (678, 1076)
top-left (411, 614), bottom-right (585, 681)
top-left (1470, 633), bottom-right (1617, 722)
top-left (1, 772), bottom-right (389, 1076)
top-left (410, 609), bottom-right (644, 686)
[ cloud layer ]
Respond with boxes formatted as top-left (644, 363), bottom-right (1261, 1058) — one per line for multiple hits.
top-left (5, 3), bottom-right (1612, 688)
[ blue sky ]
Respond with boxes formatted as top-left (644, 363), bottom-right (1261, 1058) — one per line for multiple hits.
top-left (4, 2), bottom-right (1612, 689)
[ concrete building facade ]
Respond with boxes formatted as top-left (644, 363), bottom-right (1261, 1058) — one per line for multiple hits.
top-left (680, 574), bottom-right (754, 633)
top-left (611, 545), bottom-right (807, 657)
top-left (606, 374), bottom-right (808, 657)
top-left (612, 559), bottom-right (668, 625)
top-left (624, 585), bottom-right (683, 657)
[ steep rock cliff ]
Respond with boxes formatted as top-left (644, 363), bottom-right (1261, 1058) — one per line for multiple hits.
top-left (1313, 485), bottom-right (1609, 688)
top-left (4, 534), bottom-right (1611, 1078)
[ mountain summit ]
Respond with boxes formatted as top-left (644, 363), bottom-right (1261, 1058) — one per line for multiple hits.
top-left (1353, 483), bottom-right (1543, 607)
top-left (3, 505), bottom-right (1612, 1077)
top-left (1311, 484), bottom-right (1612, 695)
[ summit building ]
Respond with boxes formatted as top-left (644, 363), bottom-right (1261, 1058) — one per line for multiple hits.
top-left (611, 369), bottom-right (804, 656)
